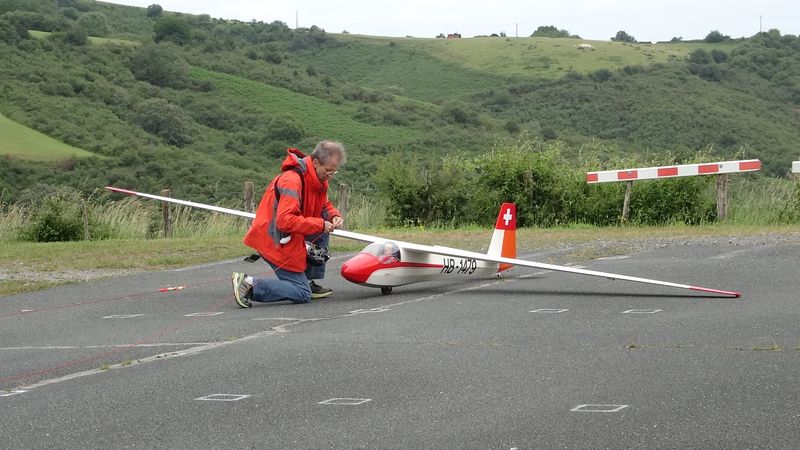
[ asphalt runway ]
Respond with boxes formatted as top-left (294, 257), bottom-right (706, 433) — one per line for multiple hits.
top-left (1, 241), bottom-right (799, 448)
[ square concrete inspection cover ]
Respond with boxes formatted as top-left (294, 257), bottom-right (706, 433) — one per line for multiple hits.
top-left (622, 309), bottom-right (662, 314)
top-left (195, 394), bottom-right (250, 402)
top-left (0, 390), bottom-right (27, 397)
top-left (318, 398), bottom-right (372, 405)
top-left (529, 308), bottom-right (569, 313)
top-left (184, 312), bottom-right (224, 317)
top-left (571, 404), bottom-right (629, 412)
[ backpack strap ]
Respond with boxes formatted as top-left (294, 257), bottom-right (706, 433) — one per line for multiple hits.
top-left (273, 167), bottom-right (305, 211)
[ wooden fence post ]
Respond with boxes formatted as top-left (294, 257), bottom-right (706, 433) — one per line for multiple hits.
top-left (337, 183), bottom-right (350, 223)
top-left (244, 181), bottom-right (254, 227)
top-left (716, 174), bottom-right (728, 221)
top-left (621, 180), bottom-right (633, 222)
top-left (81, 199), bottom-right (91, 241)
top-left (161, 188), bottom-right (172, 238)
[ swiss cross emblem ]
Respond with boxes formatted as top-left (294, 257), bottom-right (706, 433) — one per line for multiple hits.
top-left (503, 208), bottom-right (513, 226)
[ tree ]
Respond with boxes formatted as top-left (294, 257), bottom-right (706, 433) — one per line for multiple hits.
top-left (0, 17), bottom-right (27, 44)
top-left (436, 33), bottom-right (445, 38)
top-left (705, 30), bottom-right (730, 43)
top-left (154, 15), bottom-right (191, 44)
top-left (611, 30), bottom-right (636, 42)
top-left (134, 98), bottom-right (193, 147)
top-left (146, 4), bottom-right (163, 18)
top-left (78, 12), bottom-right (109, 37)
top-left (688, 48), bottom-right (711, 64)
top-left (129, 44), bottom-right (189, 88)
top-left (531, 25), bottom-right (579, 39)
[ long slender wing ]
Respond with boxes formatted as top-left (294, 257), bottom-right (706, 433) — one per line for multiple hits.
top-left (105, 186), bottom-right (380, 243)
top-left (106, 187), bottom-right (740, 297)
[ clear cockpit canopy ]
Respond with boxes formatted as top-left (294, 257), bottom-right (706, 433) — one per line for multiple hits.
top-left (361, 241), bottom-right (401, 264)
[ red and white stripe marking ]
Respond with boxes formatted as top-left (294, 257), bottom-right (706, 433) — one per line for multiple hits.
top-left (792, 161), bottom-right (800, 174)
top-left (586, 159), bottom-right (761, 184)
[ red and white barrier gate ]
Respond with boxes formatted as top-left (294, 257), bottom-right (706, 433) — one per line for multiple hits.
top-left (586, 159), bottom-right (761, 221)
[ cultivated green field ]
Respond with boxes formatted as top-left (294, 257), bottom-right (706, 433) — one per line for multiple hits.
top-left (28, 29), bottom-right (138, 46)
top-left (191, 67), bottom-right (423, 145)
top-left (0, 113), bottom-right (95, 161)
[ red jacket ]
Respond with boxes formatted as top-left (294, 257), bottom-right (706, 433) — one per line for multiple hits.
top-left (243, 148), bottom-right (341, 272)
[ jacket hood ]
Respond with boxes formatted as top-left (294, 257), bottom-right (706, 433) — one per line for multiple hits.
top-left (281, 148), bottom-right (325, 189)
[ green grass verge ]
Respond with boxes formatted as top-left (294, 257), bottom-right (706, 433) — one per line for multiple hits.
top-left (2, 224), bottom-right (797, 297)
top-left (0, 112), bottom-right (95, 161)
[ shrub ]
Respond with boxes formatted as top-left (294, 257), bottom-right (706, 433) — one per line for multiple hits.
top-left (134, 98), bottom-right (193, 147)
top-left (77, 11), bottom-right (109, 37)
top-left (19, 194), bottom-right (84, 242)
top-left (154, 15), bottom-right (191, 45)
top-left (129, 44), bottom-right (189, 88)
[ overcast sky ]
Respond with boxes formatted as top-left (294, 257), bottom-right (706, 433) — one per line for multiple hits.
top-left (113, 0), bottom-right (797, 41)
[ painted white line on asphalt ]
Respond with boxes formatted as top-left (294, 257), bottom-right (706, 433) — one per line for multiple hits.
top-left (318, 398), bottom-right (372, 405)
top-left (13, 268), bottom-right (550, 392)
top-left (571, 404), bottom-right (629, 412)
top-left (0, 390), bottom-right (27, 397)
top-left (0, 343), bottom-right (211, 351)
top-left (347, 308), bottom-right (389, 315)
top-left (103, 314), bottom-right (145, 319)
top-left (530, 308), bottom-right (569, 313)
top-left (622, 309), bottom-right (662, 314)
top-left (251, 317), bottom-right (303, 321)
top-left (195, 394), bottom-right (250, 402)
top-left (184, 312), bottom-right (224, 317)
top-left (597, 255), bottom-right (629, 261)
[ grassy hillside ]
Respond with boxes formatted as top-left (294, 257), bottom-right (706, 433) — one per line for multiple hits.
top-left (0, 112), bottom-right (95, 160)
top-left (337, 34), bottom-right (738, 79)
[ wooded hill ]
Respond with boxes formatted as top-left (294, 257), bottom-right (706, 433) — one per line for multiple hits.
top-left (1, 0), bottom-right (798, 203)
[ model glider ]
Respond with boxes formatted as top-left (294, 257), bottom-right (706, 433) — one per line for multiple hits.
top-left (105, 187), bottom-right (741, 298)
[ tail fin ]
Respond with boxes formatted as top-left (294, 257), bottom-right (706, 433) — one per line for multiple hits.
top-left (487, 203), bottom-right (516, 272)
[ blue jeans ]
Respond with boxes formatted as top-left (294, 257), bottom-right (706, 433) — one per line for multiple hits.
top-left (304, 232), bottom-right (329, 280)
top-left (252, 262), bottom-right (311, 304)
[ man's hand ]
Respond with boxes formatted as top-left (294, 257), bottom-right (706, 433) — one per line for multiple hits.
top-left (323, 221), bottom-right (335, 233)
top-left (332, 216), bottom-right (344, 229)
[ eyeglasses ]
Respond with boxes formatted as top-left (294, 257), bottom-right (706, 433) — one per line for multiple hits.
top-left (324, 168), bottom-right (338, 176)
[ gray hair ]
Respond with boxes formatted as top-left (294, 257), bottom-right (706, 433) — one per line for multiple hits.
top-left (311, 141), bottom-right (346, 166)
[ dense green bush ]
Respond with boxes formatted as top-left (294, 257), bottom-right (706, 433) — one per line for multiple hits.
top-left (376, 139), bottom-right (719, 227)
top-left (19, 194), bottom-right (84, 242)
top-left (128, 44), bottom-right (189, 88)
top-left (77, 11), bottom-right (108, 37)
top-left (153, 15), bottom-right (190, 44)
top-left (134, 98), bottom-right (193, 146)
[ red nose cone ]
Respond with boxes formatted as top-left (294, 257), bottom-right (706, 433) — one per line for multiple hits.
top-left (341, 253), bottom-right (380, 284)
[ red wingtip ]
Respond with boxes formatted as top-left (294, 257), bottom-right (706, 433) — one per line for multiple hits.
top-left (690, 286), bottom-right (741, 298)
top-left (105, 186), bottom-right (137, 196)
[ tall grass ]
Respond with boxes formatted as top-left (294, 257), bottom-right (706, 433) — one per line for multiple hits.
top-left (1, 179), bottom-right (797, 244)
top-left (0, 203), bottom-right (27, 242)
top-left (727, 176), bottom-right (800, 225)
